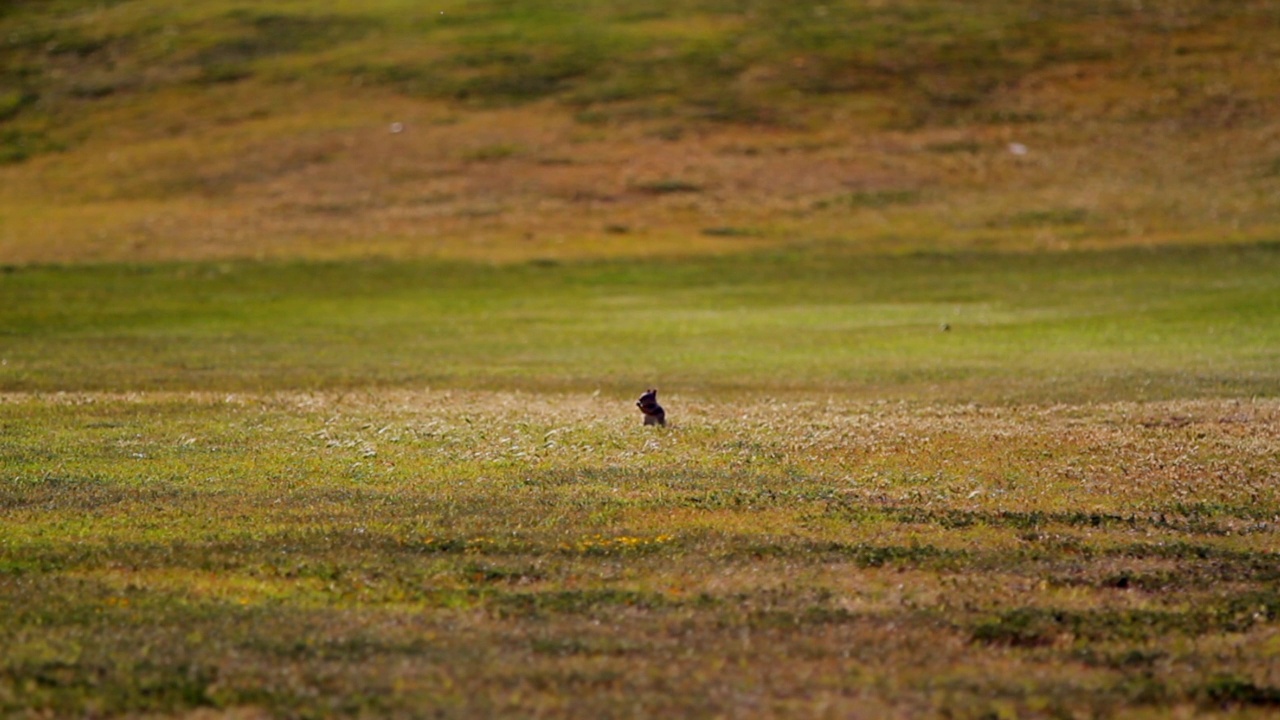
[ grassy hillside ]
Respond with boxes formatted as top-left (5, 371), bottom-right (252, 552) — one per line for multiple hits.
top-left (3, 0), bottom-right (1279, 263)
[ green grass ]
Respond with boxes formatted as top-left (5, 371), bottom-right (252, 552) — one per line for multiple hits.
top-left (2, 243), bottom-right (1278, 401)
top-left (2, 244), bottom-right (1279, 715)
top-left (3, 1), bottom-right (1280, 716)
top-left (3, 388), bottom-right (1280, 717)
top-left (6, 0), bottom-right (1276, 129)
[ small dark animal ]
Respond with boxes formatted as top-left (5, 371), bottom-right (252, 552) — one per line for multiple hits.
top-left (636, 388), bottom-right (666, 426)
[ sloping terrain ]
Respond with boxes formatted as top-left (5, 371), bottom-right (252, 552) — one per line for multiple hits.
top-left (2, 0), bottom-right (1279, 263)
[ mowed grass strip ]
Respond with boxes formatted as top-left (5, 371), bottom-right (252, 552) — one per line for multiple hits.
top-left (2, 242), bottom-right (1278, 401)
top-left (2, 391), bottom-right (1279, 717)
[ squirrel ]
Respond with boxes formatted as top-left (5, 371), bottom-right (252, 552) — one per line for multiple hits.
top-left (636, 388), bottom-right (666, 426)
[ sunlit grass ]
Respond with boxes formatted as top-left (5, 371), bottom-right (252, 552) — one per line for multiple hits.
top-left (2, 244), bottom-right (1277, 401)
top-left (1, 243), bottom-right (1278, 714)
top-left (3, 1), bottom-right (1280, 715)
top-left (3, 390), bottom-right (1279, 716)
top-left (2, 1), bottom-right (1279, 264)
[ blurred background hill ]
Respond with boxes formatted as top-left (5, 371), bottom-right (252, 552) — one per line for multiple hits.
top-left (2, 0), bottom-right (1278, 264)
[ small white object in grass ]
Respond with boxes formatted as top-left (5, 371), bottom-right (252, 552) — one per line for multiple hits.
top-left (1008, 142), bottom-right (1028, 156)
top-left (390, 122), bottom-right (404, 134)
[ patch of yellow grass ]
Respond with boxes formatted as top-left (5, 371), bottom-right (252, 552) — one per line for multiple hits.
top-left (4, 68), bottom-right (1279, 265)
top-left (79, 567), bottom-right (330, 607)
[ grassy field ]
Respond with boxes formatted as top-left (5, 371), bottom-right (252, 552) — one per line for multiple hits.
top-left (4, 391), bottom-right (1280, 717)
top-left (3, 246), bottom-right (1280, 717)
top-left (3, 0), bottom-right (1280, 717)
top-left (2, 243), bottom-right (1279, 401)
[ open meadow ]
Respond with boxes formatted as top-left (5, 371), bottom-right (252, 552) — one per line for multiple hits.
top-left (3, 247), bottom-right (1280, 718)
top-left (3, 0), bottom-right (1280, 718)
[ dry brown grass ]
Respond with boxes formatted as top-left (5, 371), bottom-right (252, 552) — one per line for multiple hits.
top-left (4, 77), bottom-right (1279, 265)
top-left (5, 0), bottom-right (1279, 265)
